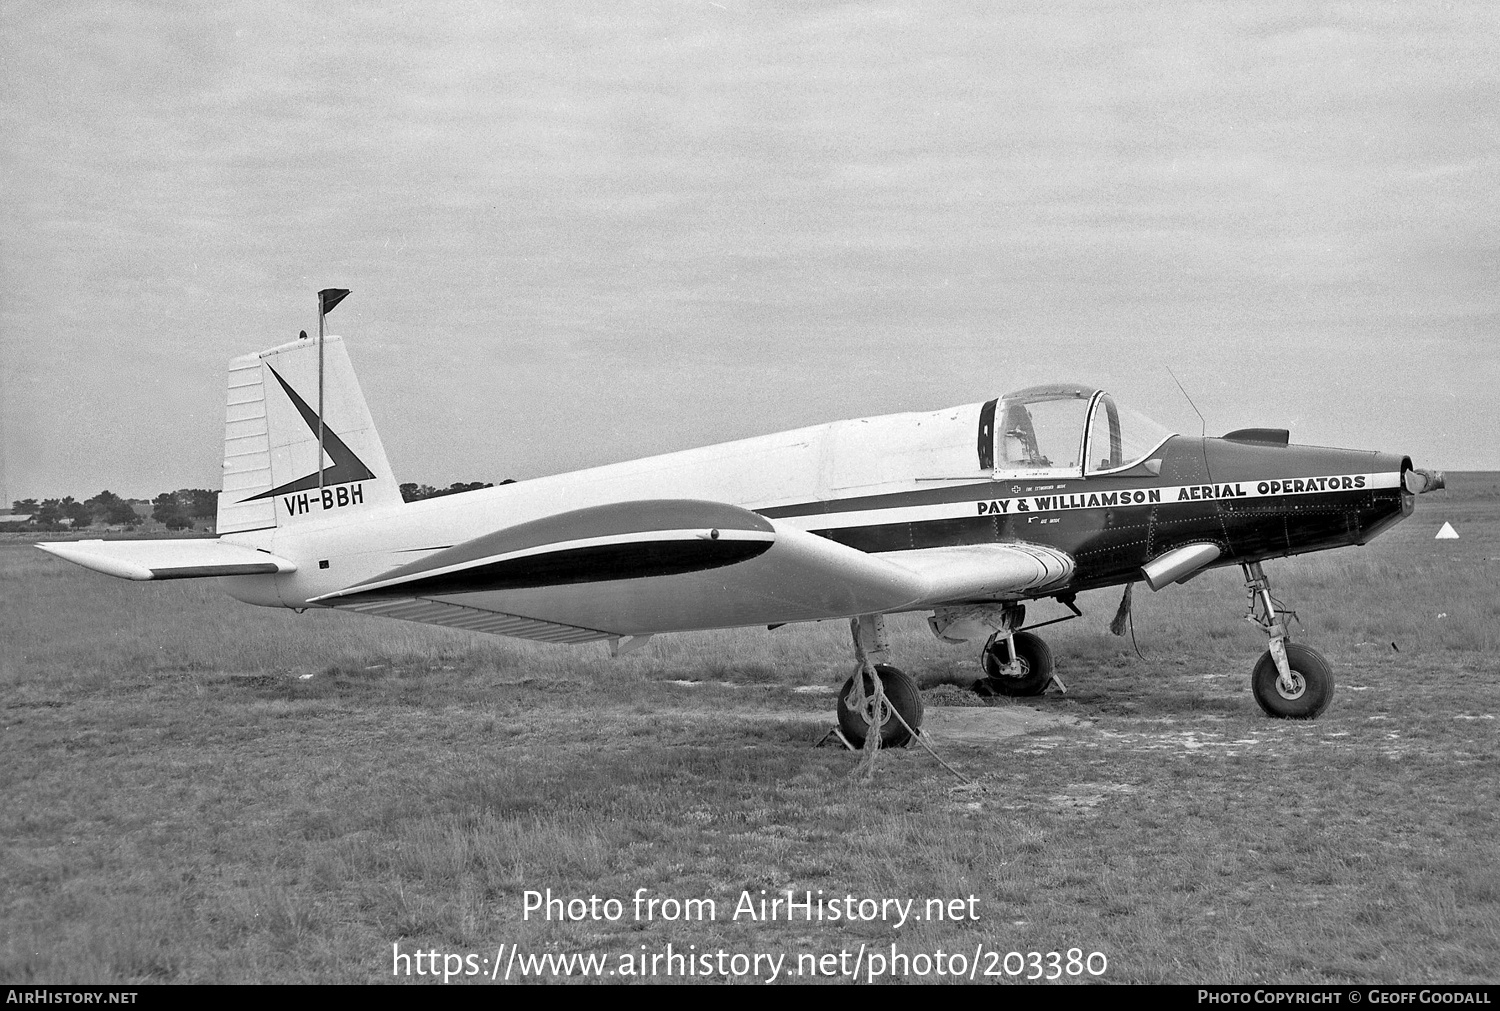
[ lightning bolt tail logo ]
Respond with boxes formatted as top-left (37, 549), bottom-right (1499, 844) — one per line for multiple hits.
top-left (241, 366), bottom-right (376, 502)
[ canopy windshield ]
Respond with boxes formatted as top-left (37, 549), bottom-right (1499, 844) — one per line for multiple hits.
top-left (994, 385), bottom-right (1176, 478)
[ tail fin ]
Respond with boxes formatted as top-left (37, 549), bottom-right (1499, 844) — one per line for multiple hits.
top-left (217, 335), bottom-right (401, 534)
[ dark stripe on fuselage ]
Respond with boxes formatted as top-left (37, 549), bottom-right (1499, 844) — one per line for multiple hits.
top-left (763, 482), bottom-right (1401, 594)
top-left (758, 472), bottom-right (1166, 520)
top-left (338, 538), bottom-right (773, 600)
top-left (349, 499), bottom-right (776, 591)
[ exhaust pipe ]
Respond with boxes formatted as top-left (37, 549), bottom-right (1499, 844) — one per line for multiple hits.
top-left (1141, 543), bottom-right (1222, 591)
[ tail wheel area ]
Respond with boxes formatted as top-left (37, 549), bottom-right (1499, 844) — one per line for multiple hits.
top-left (838, 664), bottom-right (924, 747)
top-left (1251, 643), bottom-right (1334, 719)
top-left (976, 631), bottom-right (1053, 697)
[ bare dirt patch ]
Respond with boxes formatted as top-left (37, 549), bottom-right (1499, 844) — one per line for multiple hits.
top-left (921, 704), bottom-right (1088, 746)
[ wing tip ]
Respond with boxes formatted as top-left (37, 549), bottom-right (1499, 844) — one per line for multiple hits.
top-left (36, 541), bottom-right (154, 580)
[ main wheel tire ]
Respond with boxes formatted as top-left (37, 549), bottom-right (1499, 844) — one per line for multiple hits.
top-left (976, 631), bottom-right (1053, 697)
top-left (837, 664), bottom-right (924, 748)
top-left (1251, 643), bottom-right (1334, 719)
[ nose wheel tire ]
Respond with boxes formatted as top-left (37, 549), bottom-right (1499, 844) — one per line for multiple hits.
top-left (837, 664), bottom-right (924, 748)
top-left (975, 631), bottom-right (1053, 698)
top-left (1251, 643), bottom-right (1334, 719)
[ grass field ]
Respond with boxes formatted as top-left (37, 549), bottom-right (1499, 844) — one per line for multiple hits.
top-left (2, 475), bottom-right (1497, 984)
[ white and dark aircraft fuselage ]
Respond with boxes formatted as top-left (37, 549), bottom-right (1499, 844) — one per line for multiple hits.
top-left (42, 333), bottom-right (1442, 739)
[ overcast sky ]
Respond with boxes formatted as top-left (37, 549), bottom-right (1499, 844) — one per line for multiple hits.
top-left (3, 2), bottom-right (1496, 502)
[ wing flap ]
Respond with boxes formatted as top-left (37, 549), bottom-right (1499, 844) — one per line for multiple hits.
top-left (37, 539), bottom-right (297, 581)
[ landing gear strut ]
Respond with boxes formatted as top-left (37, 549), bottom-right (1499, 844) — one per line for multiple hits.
top-left (836, 614), bottom-right (923, 747)
top-left (963, 603), bottom-right (1060, 698)
top-left (1242, 561), bottom-right (1333, 719)
top-left (977, 630), bottom-right (1055, 697)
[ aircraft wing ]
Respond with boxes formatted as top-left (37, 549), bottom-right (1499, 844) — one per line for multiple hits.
top-left (314, 500), bottom-right (1073, 639)
top-left (880, 542), bottom-right (1074, 604)
top-left (36, 539), bottom-right (298, 580)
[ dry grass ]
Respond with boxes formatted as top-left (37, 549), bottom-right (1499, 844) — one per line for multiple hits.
top-left (1, 475), bottom-right (1496, 983)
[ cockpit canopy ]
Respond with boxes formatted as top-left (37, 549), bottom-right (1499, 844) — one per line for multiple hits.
top-left (992, 384), bottom-right (1176, 478)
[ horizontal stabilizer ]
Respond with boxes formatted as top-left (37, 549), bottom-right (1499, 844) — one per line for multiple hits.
top-left (37, 539), bottom-right (297, 581)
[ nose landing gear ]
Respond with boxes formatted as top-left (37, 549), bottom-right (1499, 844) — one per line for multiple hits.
top-left (1243, 561), bottom-right (1333, 719)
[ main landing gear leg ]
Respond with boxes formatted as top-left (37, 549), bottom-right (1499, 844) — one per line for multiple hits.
top-left (1242, 561), bottom-right (1334, 719)
top-left (974, 604), bottom-right (1058, 698)
top-left (836, 614), bottom-right (923, 748)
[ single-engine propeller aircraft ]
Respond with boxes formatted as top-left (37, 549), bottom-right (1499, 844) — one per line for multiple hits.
top-left (41, 306), bottom-right (1444, 746)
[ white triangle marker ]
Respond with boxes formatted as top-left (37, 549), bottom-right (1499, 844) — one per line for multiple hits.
top-left (1435, 522), bottom-right (1459, 539)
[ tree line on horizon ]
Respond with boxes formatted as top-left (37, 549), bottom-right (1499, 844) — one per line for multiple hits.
top-left (9, 489), bottom-right (215, 531)
top-left (8, 480), bottom-right (512, 531)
